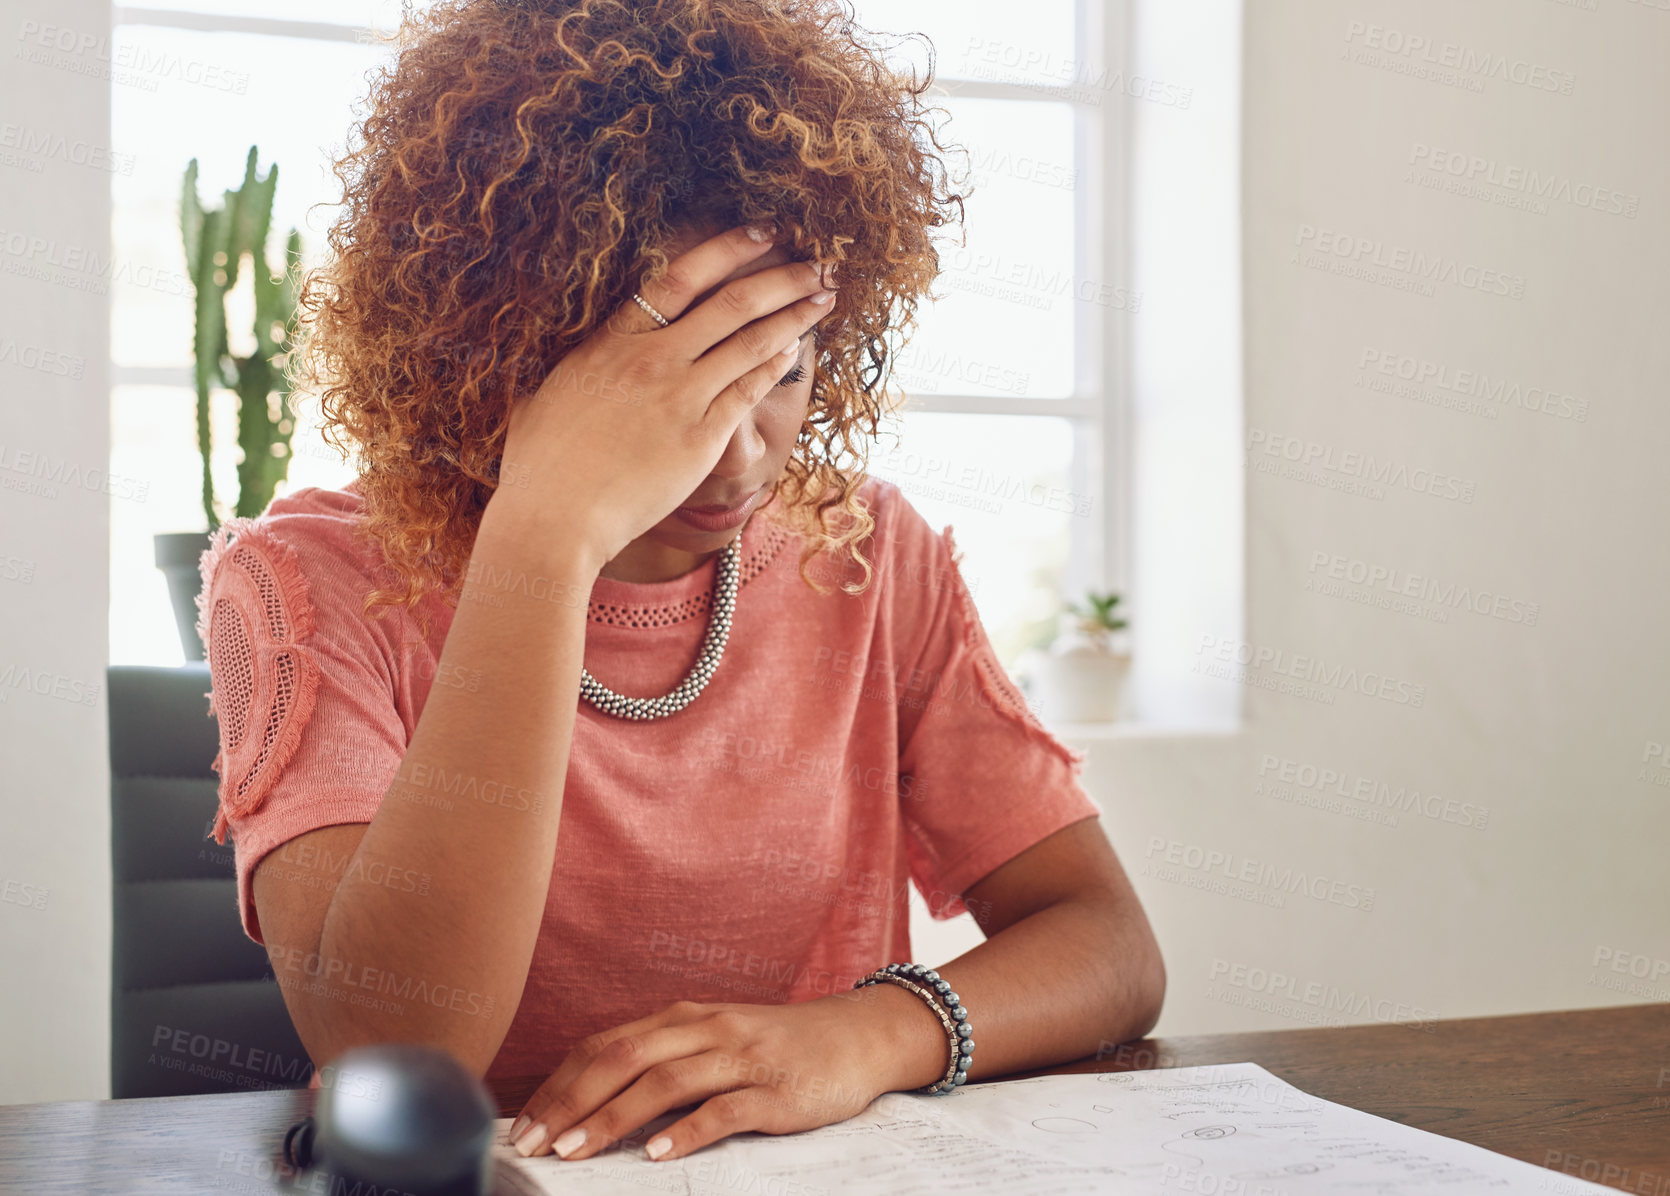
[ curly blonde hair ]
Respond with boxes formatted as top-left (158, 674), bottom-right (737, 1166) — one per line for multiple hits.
top-left (290, 0), bottom-right (967, 616)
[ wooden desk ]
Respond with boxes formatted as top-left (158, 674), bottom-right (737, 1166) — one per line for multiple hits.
top-left (1, 1004), bottom-right (1664, 1194)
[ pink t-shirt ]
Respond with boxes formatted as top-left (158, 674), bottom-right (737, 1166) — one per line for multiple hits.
top-left (196, 474), bottom-right (1100, 1082)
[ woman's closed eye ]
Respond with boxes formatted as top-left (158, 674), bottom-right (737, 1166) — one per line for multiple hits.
top-left (775, 363), bottom-right (807, 388)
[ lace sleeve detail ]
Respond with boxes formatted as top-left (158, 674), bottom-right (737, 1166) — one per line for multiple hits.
top-left (194, 518), bottom-right (323, 845)
top-left (940, 525), bottom-right (1087, 778)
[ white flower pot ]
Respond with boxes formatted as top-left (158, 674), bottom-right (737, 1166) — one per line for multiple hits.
top-left (1028, 638), bottom-right (1131, 725)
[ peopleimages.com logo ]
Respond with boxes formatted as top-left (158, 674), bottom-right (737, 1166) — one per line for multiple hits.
top-left (1195, 634), bottom-right (1427, 707)
top-left (1341, 21), bottom-right (1576, 95)
top-left (1257, 753), bottom-right (1490, 830)
top-left (1294, 223), bottom-right (1526, 300)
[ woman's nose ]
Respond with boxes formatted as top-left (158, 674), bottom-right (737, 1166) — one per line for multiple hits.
top-left (710, 416), bottom-right (767, 477)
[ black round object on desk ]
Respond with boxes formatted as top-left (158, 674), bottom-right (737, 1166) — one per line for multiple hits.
top-left (308, 1044), bottom-right (497, 1196)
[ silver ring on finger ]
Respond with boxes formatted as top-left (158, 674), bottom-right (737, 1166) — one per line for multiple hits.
top-left (630, 291), bottom-right (671, 327)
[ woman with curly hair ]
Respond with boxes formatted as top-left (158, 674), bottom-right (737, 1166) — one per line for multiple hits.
top-left (196, 0), bottom-right (1164, 1165)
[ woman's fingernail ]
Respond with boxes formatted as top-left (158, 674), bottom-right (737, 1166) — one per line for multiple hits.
top-left (509, 1115), bottom-right (530, 1141)
top-left (513, 1122), bottom-right (548, 1157)
top-left (809, 289), bottom-right (834, 305)
top-left (744, 222), bottom-right (773, 243)
top-left (646, 1135), bottom-right (673, 1160)
top-left (553, 1127), bottom-right (588, 1158)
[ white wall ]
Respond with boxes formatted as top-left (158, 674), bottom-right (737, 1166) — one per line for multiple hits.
top-left (1077, 0), bottom-right (1670, 1038)
top-left (0, 0), bottom-right (114, 1102)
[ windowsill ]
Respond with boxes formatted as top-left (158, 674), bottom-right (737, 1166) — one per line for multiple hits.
top-left (1044, 719), bottom-right (1241, 742)
top-left (1016, 653), bottom-right (1243, 744)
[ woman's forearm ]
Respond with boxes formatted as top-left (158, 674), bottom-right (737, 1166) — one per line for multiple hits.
top-left (865, 894), bottom-right (1167, 1092)
top-left (311, 498), bottom-right (603, 1072)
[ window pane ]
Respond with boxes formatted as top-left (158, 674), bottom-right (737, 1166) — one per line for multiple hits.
top-left (110, 383), bottom-right (355, 665)
top-left (111, 30), bottom-right (1081, 395)
top-left (281, 399), bottom-right (363, 495)
top-left (110, 25), bottom-right (388, 367)
top-left (867, 412), bottom-right (1077, 666)
top-left (107, 16), bottom-right (1090, 668)
top-left (119, 1), bottom-right (412, 29)
top-left (111, 385), bottom-right (216, 666)
top-left (889, 97), bottom-right (1077, 400)
top-left (855, 0), bottom-right (1076, 87)
top-left (118, 0), bottom-right (1078, 79)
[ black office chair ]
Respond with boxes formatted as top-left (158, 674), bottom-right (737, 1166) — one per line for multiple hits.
top-left (109, 663), bottom-right (312, 1098)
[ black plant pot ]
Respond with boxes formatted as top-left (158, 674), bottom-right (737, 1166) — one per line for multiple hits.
top-left (154, 531), bottom-right (214, 661)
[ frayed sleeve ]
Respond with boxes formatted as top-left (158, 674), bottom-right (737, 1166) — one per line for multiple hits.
top-left (895, 523), bottom-right (1102, 921)
top-left (194, 518), bottom-right (323, 846)
top-left (194, 516), bottom-right (408, 944)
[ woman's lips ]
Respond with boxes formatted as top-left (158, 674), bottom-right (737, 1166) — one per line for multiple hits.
top-left (674, 485), bottom-right (767, 532)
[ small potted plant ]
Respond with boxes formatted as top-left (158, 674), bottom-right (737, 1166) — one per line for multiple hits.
top-left (1025, 589), bottom-right (1131, 724)
top-left (153, 146), bottom-right (303, 660)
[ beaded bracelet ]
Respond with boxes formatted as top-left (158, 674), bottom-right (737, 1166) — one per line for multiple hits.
top-left (853, 962), bottom-right (973, 1094)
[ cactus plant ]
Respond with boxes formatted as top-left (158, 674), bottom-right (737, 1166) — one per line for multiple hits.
top-left (179, 145), bottom-right (303, 529)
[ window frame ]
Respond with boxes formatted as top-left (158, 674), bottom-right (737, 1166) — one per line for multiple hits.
top-left (108, 0), bottom-right (1131, 611)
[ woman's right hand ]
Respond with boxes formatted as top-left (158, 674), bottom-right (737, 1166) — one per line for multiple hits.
top-left (490, 223), bottom-right (838, 571)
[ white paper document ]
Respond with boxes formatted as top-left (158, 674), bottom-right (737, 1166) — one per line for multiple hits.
top-left (492, 1061), bottom-right (1615, 1195)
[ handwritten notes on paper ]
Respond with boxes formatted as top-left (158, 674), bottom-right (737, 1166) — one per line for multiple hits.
top-left (493, 1062), bottom-right (1616, 1194)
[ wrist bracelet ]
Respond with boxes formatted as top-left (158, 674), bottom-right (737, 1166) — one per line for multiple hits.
top-left (853, 962), bottom-right (974, 1094)
top-left (863, 974), bottom-right (959, 1094)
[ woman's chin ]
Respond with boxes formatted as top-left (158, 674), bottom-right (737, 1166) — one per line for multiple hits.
top-left (647, 518), bottom-right (740, 552)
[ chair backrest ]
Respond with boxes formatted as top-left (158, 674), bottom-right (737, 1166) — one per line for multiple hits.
top-left (108, 663), bottom-right (314, 1098)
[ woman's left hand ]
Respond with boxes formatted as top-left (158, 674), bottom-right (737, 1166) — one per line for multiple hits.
top-left (507, 989), bottom-right (941, 1162)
